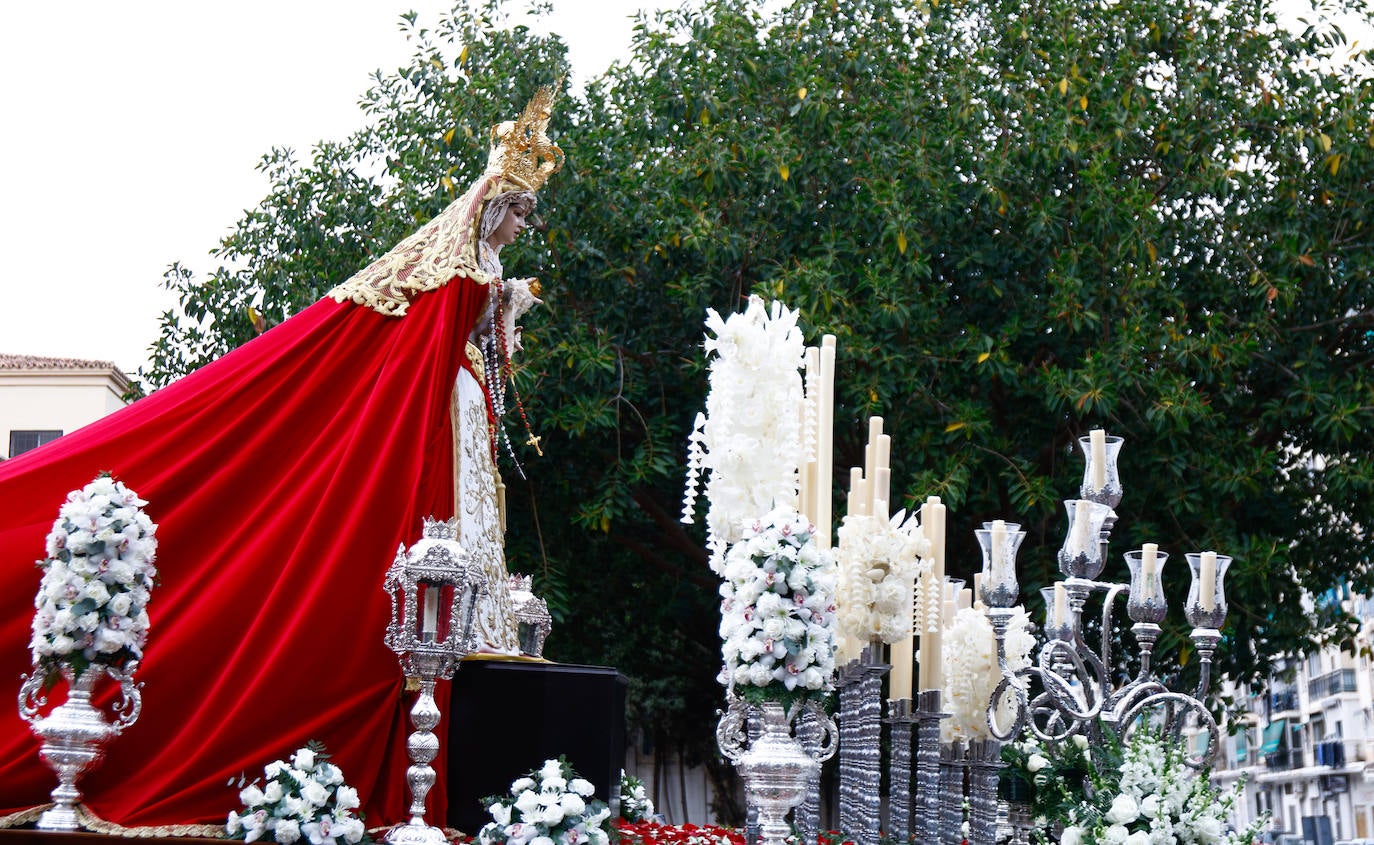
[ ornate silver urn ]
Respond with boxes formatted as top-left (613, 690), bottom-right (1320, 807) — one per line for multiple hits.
top-left (718, 699), bottom-right (837, 845)
top-left (18, 662), bottom-right (142, 831)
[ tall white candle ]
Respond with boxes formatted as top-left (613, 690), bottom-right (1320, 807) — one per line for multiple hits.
top-left (422, 586), bottom-right (439, 639)
top-left (1054, 583), bottom-right (1068, 628)
top-left (817, 337), bottom-right (836, 550)
top-left (957, 588), bottom-right (972, 611)
top-left (972, 572), bottom-right (985, 609)
top-left (991, 519), bottom-right (1007, 579)
top-left (874, 469), bottom-right (891, 520)
top-left (1200, 551), bottom-right (1217, 612)
top-left (1071, 499), bottom-right (1093, 555)
top-left (925, 498), bottom-right (946, 691)
top-left (890, 637), bottom-right (914, 701)
top-left (1090, 428), bottom-right (1107, 490)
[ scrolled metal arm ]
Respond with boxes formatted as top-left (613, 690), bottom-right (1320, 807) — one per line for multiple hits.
top-left (18, 672), bottom-right (45, 727)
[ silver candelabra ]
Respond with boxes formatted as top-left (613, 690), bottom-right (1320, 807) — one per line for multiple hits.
top-left (982, 432), bottom-right (1228, 767)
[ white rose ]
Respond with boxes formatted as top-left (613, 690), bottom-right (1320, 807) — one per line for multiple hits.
top-left (515, 789), bottom-right (542, 816)
top-left (560, 793), bottom-right (586, 816)
top-left (543, 775), bottom-right (568, 792)
top-left (489, 802), bottom-right (512, 826)
top-left (1026, 754), bottom-right (1049, 773)
top-left (1193, 815), bottom-right (1224, 844)
top-left (1072, 734), bottom-right (1089, 749)
top-left (81, 582), bottom-right (109, 607)
top-left (1140, 794), bottom-right (1160, 819)
top-left (240, 784), bottom-right (266, 807)
top-left (1101, 824), bottom-right (1129, 845)
top-left (293, 748), bottom-right (316, 771)
top-left (276, 819), bottom-right (302, 844)
top-left (531, 837), bottom-right (556, 845)
top-left (569, 778), bottom-right (595, 797)
top-left (1125, 832), bottom-right (1150, 845)
top-left (540, 804), bottom-right (566, 826)
top-left (511, 777), bottom-right (537, 795)
top-left (335, 785), bottom-right (360, 812)
top-left (539, 760), bottom-right (565, 781)
top-left (108, 592), bottom-right (133, 616)
top-left (263, 780), bottom-right (284, 803)
top-left (1061, 826), bottom-right (1084, 845)
top-left (1105, 794), bottom-right (1140, 825)
top-left (300, 779), bottom-right (329, 807)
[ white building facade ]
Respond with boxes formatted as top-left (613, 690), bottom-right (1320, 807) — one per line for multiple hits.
top-left (1215, 593), bottom-right (1374, 845)
top-left (0, 354), bottom-right (131, 460)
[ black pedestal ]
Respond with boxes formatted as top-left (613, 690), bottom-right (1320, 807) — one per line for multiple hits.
top-left (445, 661), bottom-right (627, 834)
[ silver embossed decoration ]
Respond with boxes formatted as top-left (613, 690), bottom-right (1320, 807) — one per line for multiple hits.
top-left (507, 574), bottom-right (552, 657)
top-left (17, 663), bottom-right (141, 831)
top-left (383, 517), bottom-right (488, 845)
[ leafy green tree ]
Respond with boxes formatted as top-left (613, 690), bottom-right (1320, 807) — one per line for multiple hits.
top-left (147, 0), bottom-right (1373, 808)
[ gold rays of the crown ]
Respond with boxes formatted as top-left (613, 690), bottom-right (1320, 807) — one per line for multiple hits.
top-left (486, 84), bottom-right (565, 195)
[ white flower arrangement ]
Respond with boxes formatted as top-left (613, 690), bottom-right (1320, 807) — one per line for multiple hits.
top-left (226, 743), bottom-right (369, 845)
top-left (834, 510), bottom-right (931, 644)
top-left (717, 507), bottom-right (837, 702)
top-left (618, 770), bottom-right (655, 822)
top-left (29, 473), bottom-right (158, 685)
top-left (940, 606), bottom-right (1035, 742)
top-left (681, 296), bottom-right (807, 573)
top-left (478, 758), bottom-right (612, 845)
top-left (1059, 732), bottom-right (1266, 845)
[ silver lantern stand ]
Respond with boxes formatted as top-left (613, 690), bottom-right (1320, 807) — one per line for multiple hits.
top-left (382, 518), bottom-right (487, 845)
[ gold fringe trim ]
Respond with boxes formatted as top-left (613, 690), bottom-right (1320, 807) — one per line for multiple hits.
top-left (0, 803), bottom-right (223, 838)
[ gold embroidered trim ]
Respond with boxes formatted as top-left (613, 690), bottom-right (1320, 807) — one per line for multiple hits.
top-left (0, 802), bottom-right (223, 838)
top-left (328, 177), bottom-right (494, 317)
top-left (465, 342), bottom-right (486, 387)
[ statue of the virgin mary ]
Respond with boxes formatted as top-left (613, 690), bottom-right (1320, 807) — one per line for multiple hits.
top-left (0, 87), bottom-right (563, 830)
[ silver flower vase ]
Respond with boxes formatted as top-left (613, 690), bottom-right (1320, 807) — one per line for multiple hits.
top-left (18, 662), bottom-right (142, 831)
top-left (718, 699), bottom-right (836, 845)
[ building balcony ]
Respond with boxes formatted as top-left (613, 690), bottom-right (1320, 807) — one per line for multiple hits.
top-left (1308, 668), bottom-right (1357, 699)
top-left (1269, 688), bottom-right (1299, 714)
top-left (1315, 739), bottom-right (1348, 767)
top-left (1266, 749), bottom-right (1306, 771)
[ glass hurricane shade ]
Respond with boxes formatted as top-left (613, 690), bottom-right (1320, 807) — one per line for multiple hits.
top-left (1124, 549), bottom-right (1169, 624)
top-left (975, 522), bottom-right (1026, 608)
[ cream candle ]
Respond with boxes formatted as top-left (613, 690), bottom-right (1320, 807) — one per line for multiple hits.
top-left (1054, 583), bottom-right (1068, 628)
top-left (1200, 551), bottom-right (1217, 612)
top-left (817, 337), bottom-right (836, 550)
top-left (1090, 428), bottom-right (1107, 490)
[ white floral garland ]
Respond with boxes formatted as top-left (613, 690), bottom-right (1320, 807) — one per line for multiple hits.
top-left (226, 745), bottom-right (368, 845)
top-left (940, 606), bottom-right (1035, 742)
top-left (681, 296), bottom-right (806, 574)
top-left (479, 758), bottom-right (611, 845)
top-left (1060, 732), bottom-right (1266, 845)
top-left (834, 510), bottom-right (932, 644)
top-left (718, 507), bottom-right (837, 696)
top-left (29, 474), bottom-right (157, 682)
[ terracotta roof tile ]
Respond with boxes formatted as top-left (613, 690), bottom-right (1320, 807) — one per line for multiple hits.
top-left (0, 353), bottom-right (120, 371)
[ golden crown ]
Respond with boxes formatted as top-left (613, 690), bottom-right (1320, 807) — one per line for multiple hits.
top-left (485, 85), bottom-right (564, 196)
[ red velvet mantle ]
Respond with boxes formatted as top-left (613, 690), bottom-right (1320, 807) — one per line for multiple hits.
top-left (0, 277), bottom-right (488, 827)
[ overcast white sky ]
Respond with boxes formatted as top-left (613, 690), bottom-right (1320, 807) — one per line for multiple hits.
top-left (0, 1), bottom-right (1369, 378)
top-left (0, 0), bottom-right (667, 377)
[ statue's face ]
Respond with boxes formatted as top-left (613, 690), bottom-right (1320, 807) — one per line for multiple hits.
top-left (488, 203), bottom-right (528, 248)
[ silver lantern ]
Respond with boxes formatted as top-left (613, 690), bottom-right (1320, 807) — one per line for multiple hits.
top-left (382, 518), bottom-right (487, 845)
